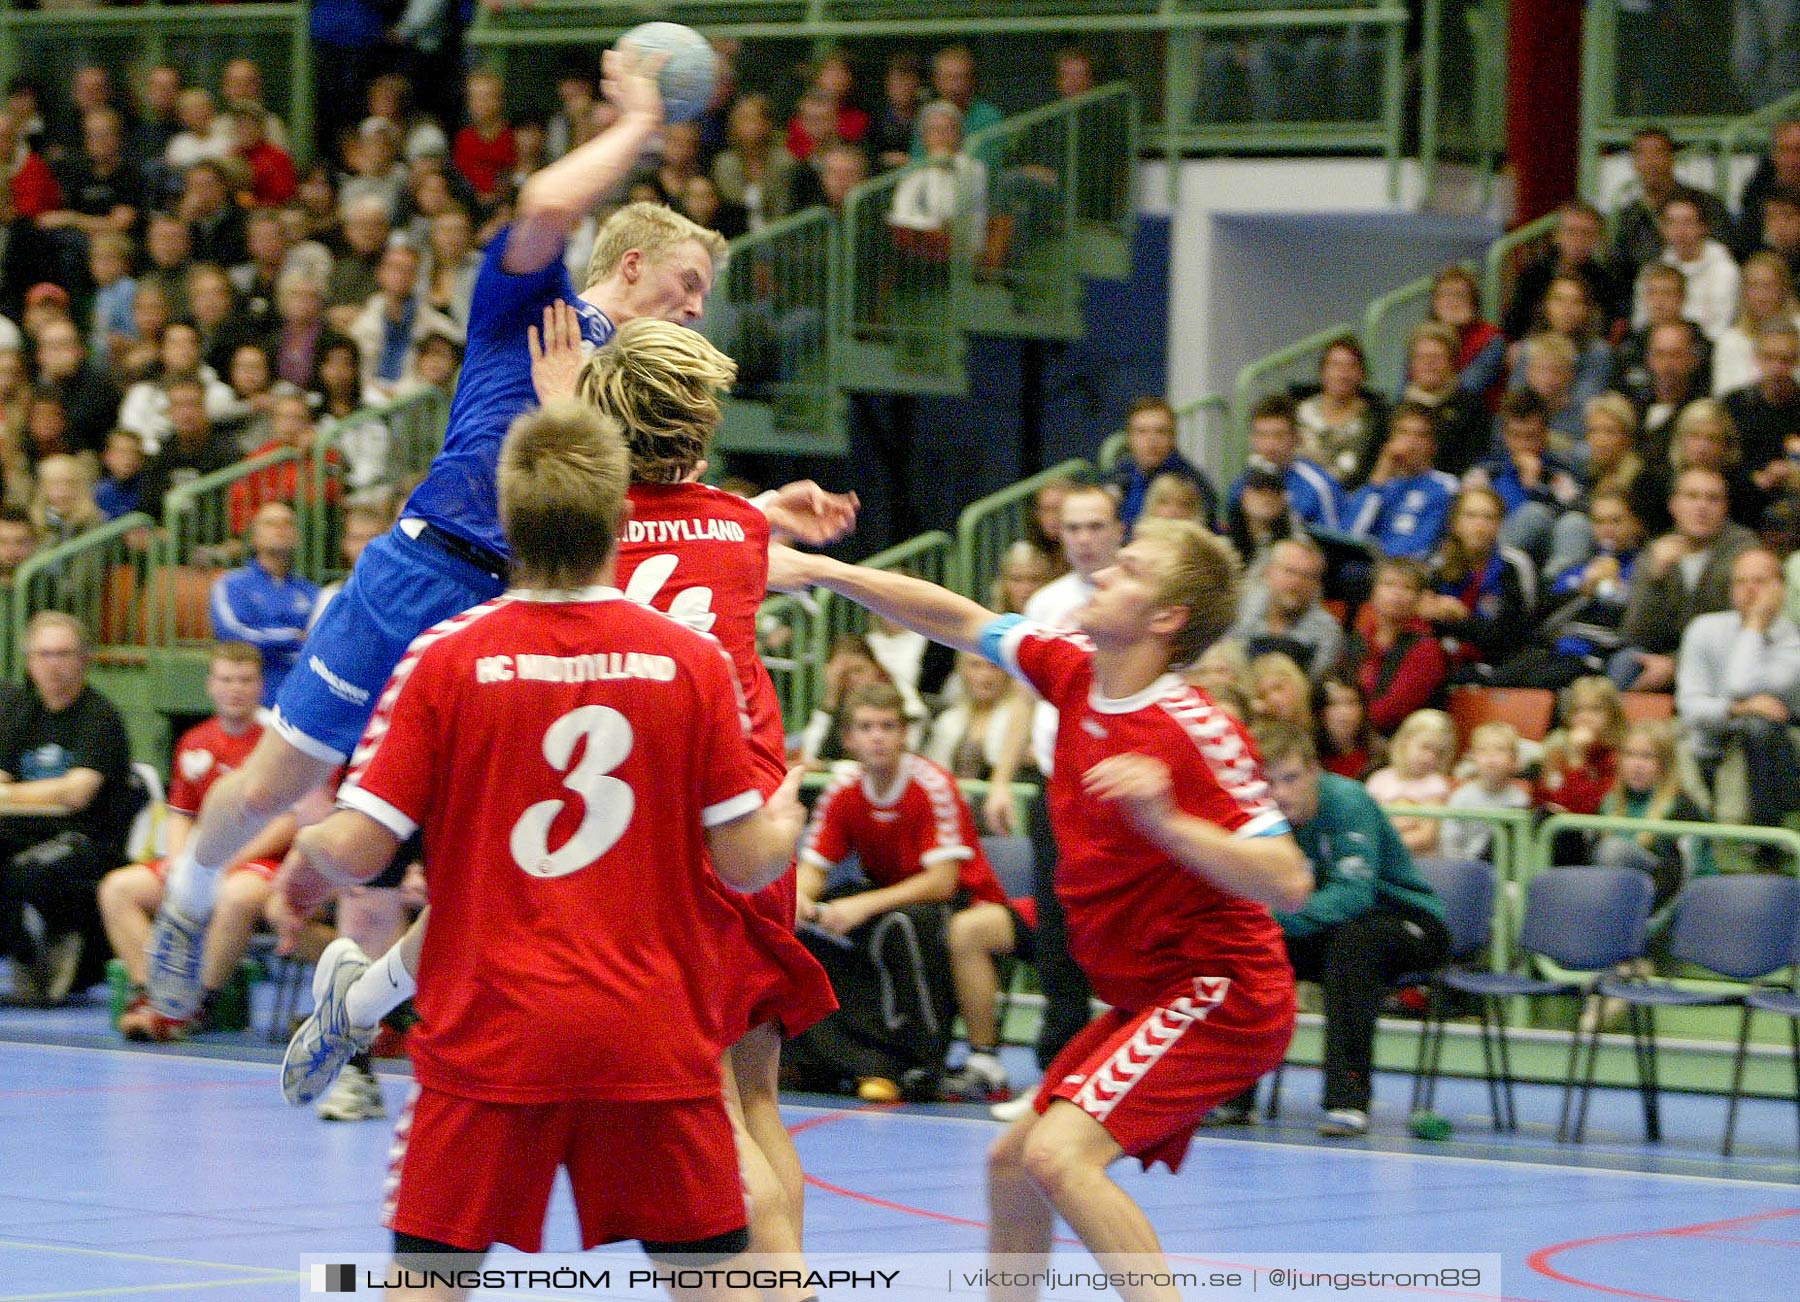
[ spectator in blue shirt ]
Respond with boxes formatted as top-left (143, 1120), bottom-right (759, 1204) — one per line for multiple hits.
top-left (1232, 393), bottom-right (1343, 529)
top-left (1346, 402), bottom-right (1459, 558)
top-left (1104, 396), bottom-right (1218, 528)
top-left (94, 430), bottom-right (146, 520)
top-left (1466, 389), bottom-right (1581, 564)
top-left (208, 501), bottom-right (318, 704)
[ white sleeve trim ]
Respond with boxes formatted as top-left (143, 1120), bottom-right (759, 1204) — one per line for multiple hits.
top-left (702, 789), bottom-right (764, 828)
top-left (1234, 809), bottom-right (1293, 840)
top-left (799, 848), bottom-right (836, 870)
top-left (920, 845), bottom-right (975, 866)
top-left (337, 784), bottom-right (421, 840)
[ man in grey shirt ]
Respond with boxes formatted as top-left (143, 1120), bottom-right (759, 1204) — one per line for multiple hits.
top-left (1232, 536), bottom-right (1345, 679)
top-left (1677, 547), bottom-right (1800, 828)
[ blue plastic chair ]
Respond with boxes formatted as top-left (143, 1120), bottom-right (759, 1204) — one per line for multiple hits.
top-left (1428, 865), bottom-right (1654, 1140)
top-left (979, 835), bottom-right (1036, 1038)
top-left (1723, 882), bottom-right (1800, 1156)
top-left (1587, 874), bottom-right (1800, 1146)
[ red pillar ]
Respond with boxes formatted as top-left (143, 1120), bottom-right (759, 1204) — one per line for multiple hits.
top-left (1506, 0), bottom-right (1584, 223)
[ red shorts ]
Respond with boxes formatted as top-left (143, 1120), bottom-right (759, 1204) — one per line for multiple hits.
top-left (145, 856), bottom-right (281, 884)
top-left (384, 1085), bottom-right (747, 1252)
top-left (1036, 973), bottom-right (1294, 1173)
top-left (716, 869), bottom-right (838, 1042)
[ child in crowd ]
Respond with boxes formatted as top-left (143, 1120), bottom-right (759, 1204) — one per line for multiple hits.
top-left (29, 453), bottom-right (104, 545)
top-left (96, 430), bottom-right (147, 520)
top-left (1536, 675), bottom-right (1626, 816)
top-left (1365, 707), bottom-right (1458, 853)
top-left (1594, 719), bottom-right (1714, 910)
top-left (1251, 651), bottom-right (1313, 731)
top-left (1442, 721), bottom-right (1531, 862)
top-left (1313, 673), bottom-right (1384, 779)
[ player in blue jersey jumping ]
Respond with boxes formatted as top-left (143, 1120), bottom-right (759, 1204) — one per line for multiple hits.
top-left (145, 48), bottom-right (851, 1016)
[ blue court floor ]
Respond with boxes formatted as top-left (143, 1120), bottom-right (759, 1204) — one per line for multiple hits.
top-left (0, 1002), bottom-right (1797, 1301)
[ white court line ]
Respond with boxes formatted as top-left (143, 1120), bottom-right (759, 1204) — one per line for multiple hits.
top-left (0, 1238), bottom-right (297, 1275)
top-left (781, 1103), bottom-right (1800, 1194)
top-left (0, 1275), bottom-right (296, 1301)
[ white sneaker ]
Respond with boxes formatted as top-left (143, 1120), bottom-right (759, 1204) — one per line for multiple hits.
top-left (145, 906), bottom-right (205, 1018)
top-left (989, 1084), bottom-right (1038, 1122)
top-left (316, 1060), bottom-right (386, 1122)
top-left (1318, 1108), bottom-right (1369, 1138)
top-left (942, 1052), bottom-right (1011, 1102)
top-left (281, 938), bottom-right (376, 1105)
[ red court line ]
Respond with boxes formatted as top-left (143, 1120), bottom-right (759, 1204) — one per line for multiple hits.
top-left (1527, 1208), bottom-right (1800, 1300)
top-left (1685, 1232), bottom-right (1800, 1247)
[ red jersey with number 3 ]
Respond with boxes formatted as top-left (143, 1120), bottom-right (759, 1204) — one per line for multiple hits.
top-left (340, 589), bottom-right (767, 1104)
top-left (618, 483), bottom-right (783, 780)
top-left (167, 717), bottom-right (265, 816)
top-left (988, 618), bottom-right (1293, 1012)
top-left (800, 753), bottom-right (1005, 904)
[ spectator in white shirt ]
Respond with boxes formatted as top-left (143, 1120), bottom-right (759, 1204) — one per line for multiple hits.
top-left (1634, 195), bottom-right (1741, 341)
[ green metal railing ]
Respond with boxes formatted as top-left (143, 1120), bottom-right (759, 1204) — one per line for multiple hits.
top-left (1419, 0), bottom-right (1509, 210)
top-left (706, 207), bottom-right (844, 455)
top-left (838, 161), bottom-right (967, 392)
top-left (759, 593), bottom-right (820, 733)
top-left (0, 3), bottom-right (312, 165)
top-left (1482, 213), bottom-right (1557, 321)
top-left (305, 388), bottom-right (452, 581)
top-left (1362, 274), bottom-right (1440, 397)
top-left (155, 449), bottom-right (304, 648)
top-left (815, 530), bottom-right (957, 652)
top-left (6, 513), bottom-right (157, 679)
top-left (955, 458), bottom-right (1091, 604)
top-left (1227, 323), bottom-right (1357, 482)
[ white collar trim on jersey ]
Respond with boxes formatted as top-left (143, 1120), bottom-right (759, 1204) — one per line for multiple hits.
top-left (861, 754), bottom-right (915, 808)
top-left (511, 585), bottom-right (626, 604)
top-left (1089, 672), bottom-right (1183, 715)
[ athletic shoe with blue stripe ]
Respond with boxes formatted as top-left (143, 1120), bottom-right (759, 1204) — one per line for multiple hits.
top-left (281, 939), bottom-right (376, 1106)
top-left (145, 906), bottom-right (205, 1018)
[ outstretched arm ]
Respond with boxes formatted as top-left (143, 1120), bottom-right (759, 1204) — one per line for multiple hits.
top-left (787, 552), bottom-right (997, 656)
top-left (506, 44), bottom-right (667, 275)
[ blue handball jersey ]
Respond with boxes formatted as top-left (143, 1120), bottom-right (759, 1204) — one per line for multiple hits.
top-left (401, 227), bottom-right (616, 558)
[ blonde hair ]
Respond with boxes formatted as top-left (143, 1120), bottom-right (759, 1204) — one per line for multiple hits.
top-left (1390, 708), bottom-right (1456, 775)
top-left (575, 318), bottom-right (738, 484)
top-left (1585, 391), bottom-right (1639, 442)
top-left (1467, 720), bottom-right (1521, 753)
top-left (1133, 516), bottom-right (1242, 668)
top-left (1141, 472), bottom-right (1203, 523)
top-left (1187, 637), bottom-right (1252, 702)
top-left (29, 453), bottom-right (103, 538)
top-left (1601, 720), bottom-right (1684, 838)
top-left (1670, 398), bottom-right (1741, 471)
top-left (497, 400), bottom-right (630, 590)
top-left (1523, 330), bottom-right (1578, 370)
top-left (1250, 651), bottom-right (1313, 730)
top-left (1558, 675), bottom-right (1628, 747)
top-left (583, 201), bottom-right (728, 293)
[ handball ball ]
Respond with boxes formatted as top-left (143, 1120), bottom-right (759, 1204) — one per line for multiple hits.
top-left (619, 22), bottom-right (718, 125)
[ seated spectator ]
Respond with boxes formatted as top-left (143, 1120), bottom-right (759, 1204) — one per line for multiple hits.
top-left (95, 430), bottom-right (146, 520)
top-left (177, 160), bottom-right (246, 267)
top-left (989, 538), bottom-right (1055, 613)
top-left (312, 336), bottom-right (386, 464)
top-left (348, 243), bottom-right (461, 399)
top-left (1633, 195), bottom-right (1739, 342)
top-left (0, 613), bottom-right (137, 1006)
top-left (1251, 652), bottom-right (1314, 731)
top-left (1399, 321), bottom-right (1491, 480)
top-left (1505, 332), bottom-right (1586, 448)
top-left (1104, 396), bottom-right (1218, 529)
top-left (140, 376), bottom-right (239, 515)
top-left (1139, 471), bottom-right (1207, 524)
top-left (1239, 393), bottom-right (1342, 529)
top-left (395, 327), bottom-right (462, 403)
top-left (34, 318), bottom-right (119, 456)
top-left (1756, 188), bottom-right (1800, 283)
top-left (1314, 673), bottom-right (1384, 779)
top-left (1489, 488), bottom-right (1645, 690)
top-left (452, 70), bottom-right (515, 206)
top-left (1431, 265), bottom-right (1506, 405)
top-left (1346, 403), bottom-right (1460, 558)
top-left (1636, 398), bottom-right (1764, 534)
top-left (1441, 721), bottom-right (1529, 862)
top-left (1736, 119), bottom-right (1800, 256)
top-left (97, 643), bottom-right (290, 1040)
top-left (1467, 390), bottom-right (1580, 562)
top-left (888, 100), bottom-right (986, 256)
top-left (1504, 200), bottom-right (1626, 338)
top-left (272, 271), bottom-right (343, 390)
top-left (1585, 392), bottom-right (1648, 505)
top-left (1713, 253), bottom-right (1800, 396)
top-left (117, 320), bottom-right (239, 454)
top-left (0, 112), bottom-right (60, 220)
top-left (1423, 485), bottom-right (1537, 675)
top-left (339, 118), bottom-right (406, 221)
top-left (44, 65), bottom-right (119, 166)
top-left (790, 49), bottom-right (869, 159)
top-left (1350, 557), bottom-right (1449, 734)
top-left (231, 209), bottom-right (301, 326)
top-left (208, 501), bottom-right (318, 703)
top-left (1676, 547), bottom-right (1800, 831)
top-left (917, 44), bottom-right (1003, 163)
top-left (713, 93), bottom-right (802, 232)
top-left (1610, 127), bottom-right (1731, 284)
top-left (543, 64), bottom-right (596, 161)
top-left (29, 453), bottom-right (102, 547)
top-left (1722, 320), bottom-right (1800, 486)
top-left (1632, 320), bottom-right (1711, 457)
top-left (1594, 720), bottom-right (1715, 909)
top-left (164, 89), bottom-right (234, 174)
top-left (0, 502), bottom-right (36, 580)
top-left (139, 212), bottom-right (194, 317)
top-left (1365, 707), bottom-right (1456, 854)
top-left (818, 141), bottom-right (869, 223)
top-left (131, 66), bottom-right (182, 171)
top-left (801, 633), bottom-right (904, 767)
top-left (365, 71), bottom-right (448, 166)
top-left (1295, 338), bottom-right (1386, 487)
top-left (310, 501), bottom-right (390, 625)
top-left (87, 233), bottom-right (136, 353)
top-left (324, 198), bottom-right (391, 329)
top-left (1611, 466), bottom-right (1757, 691)
top-left (187, 264), bottom-right (257, 379)
top-left (795, 683), bottom-right (1021, 1103)
top-left (0, 197), bottom-right (56, 323)
top-left (292, 164), bottom-right (343, 248)
top-left (229, 391), bottom-right (343, 534)
top-left (1508, 283), bottom-right (1614, 434)
top-left (1614, 265), bottom-right (1712, 402)
top-left (220, 342), bottom-right (280, 450)
top-left (924, 651), bottom-right (1029, 786)
top-left (676, 173), bottom-right (747, 241)
top-left (232, 105), bottom-right (296, 207)
top-left (1536, 675), bottom-right (1628, 818)
top-left (22, 387), bottom-right (72, 464)
top-left (1231, 535), bottom-right (1343, 678)
top-left (1189, 638), bottom-right (1254, 720)
top-left (638, 119), bottom-right (705, 207)
top-left (420, 206), bottom-right (479, 326)
top-left (1223, 721), bottom-right (1449, 1139)
top-left (40, 107), bottom-right (140, 242)
top-left (1024, 476), bottom-right (1072, 570)
top-left (870, 51), bottom-right (924, 170)
top-left (1223, 464), bottom-right (1304, 578)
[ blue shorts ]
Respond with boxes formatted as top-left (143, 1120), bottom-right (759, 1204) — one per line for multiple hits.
top-left (270, 525), bottom-right (507, 762)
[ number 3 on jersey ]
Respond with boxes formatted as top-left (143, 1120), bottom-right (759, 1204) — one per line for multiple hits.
top-left (624, 553), bottom-right (716, 633)
top-left (510, 705), bottom-right (635, 878)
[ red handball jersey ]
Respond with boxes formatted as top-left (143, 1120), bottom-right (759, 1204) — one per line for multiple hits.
top-left (341, 589), bottom-right (767, 1105)
top-left (167, 717), bottom-right (265, 817)
top-left (986, 617), bottom-right (1293, 1012)
top-left (800, 753), bottom-right (1005, 905)
top-left (618, 483), bottom-right (784, 781)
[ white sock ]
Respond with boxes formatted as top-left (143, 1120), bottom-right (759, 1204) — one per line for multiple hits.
top-left (163, 849), bottom-right (223, 921)
top-left (967, 1049), bottom-right (1002, 1070)
top-left (345, 944), bottom-right (416, 1029)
